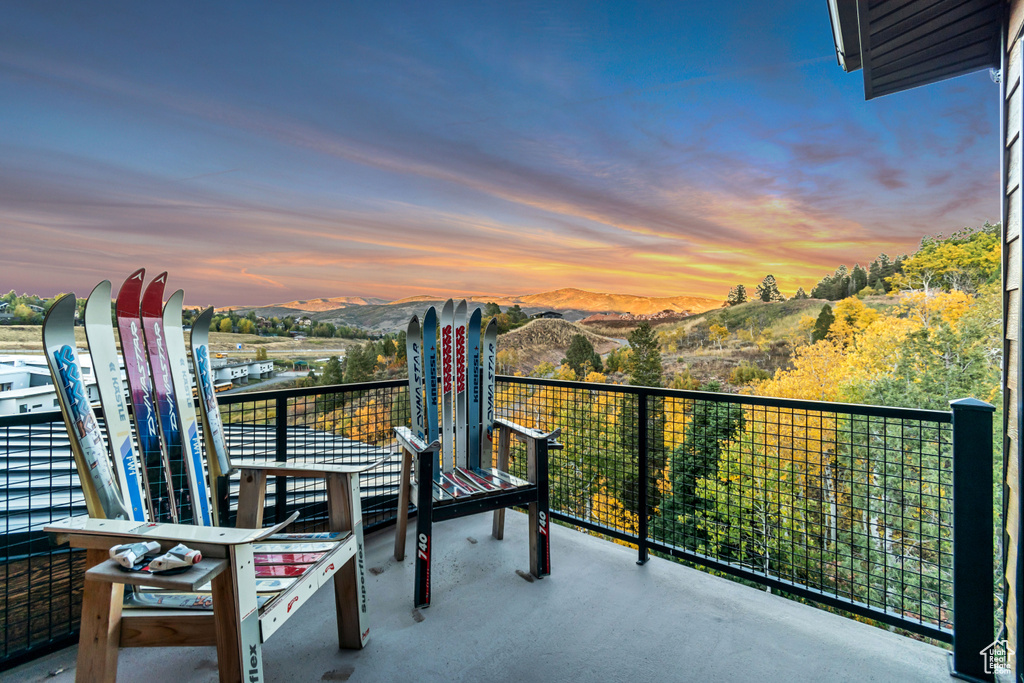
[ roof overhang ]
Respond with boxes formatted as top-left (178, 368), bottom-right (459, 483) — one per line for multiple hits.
top-left (827, 0), bottom-right (1002, 99)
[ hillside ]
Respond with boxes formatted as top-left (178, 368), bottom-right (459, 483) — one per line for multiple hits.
top-left (497, 318), bottom-right (621, 372)
top-left (510, 288), bottom-right (721, 315)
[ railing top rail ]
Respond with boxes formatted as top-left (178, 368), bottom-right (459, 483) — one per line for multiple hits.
top-left (0, 409), bottom-right (65, 428)
top-left (500, 375), bottom-right (954, 423)
top-left (0, 376), bottom-right (953, 426)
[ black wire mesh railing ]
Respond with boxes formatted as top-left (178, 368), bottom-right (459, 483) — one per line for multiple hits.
top-left (495, 377), bottom-right (967, 642)
top-left (0, 376), bottom-right (992, 671)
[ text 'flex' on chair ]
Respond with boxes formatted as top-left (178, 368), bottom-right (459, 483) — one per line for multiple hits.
top-left (393, 299), bottom-right (560, 607)
top-left (42, 270), bottom-right (381, 683)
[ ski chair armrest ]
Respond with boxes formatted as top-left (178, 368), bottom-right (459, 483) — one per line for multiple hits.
top-left (394, 426), bottom-right (441, 456)
top-left (43, 511), bottom-right (301, 555)
top-left (232, 455), bottom-right (389, 478)
top-left (493, 418), bottom-right (563, 450)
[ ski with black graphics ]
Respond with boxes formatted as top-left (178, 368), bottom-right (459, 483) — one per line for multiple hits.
top-left (140, 273), bottom-right (194, 524)
top-left (162, 289), bottom-right (213, 526)
top-left (466, 308), bottom-right (482, 470)
top-left (42, 294), bottom-right (131, 521)
top-left (481, 318), bottom-right (498, 468)
top-left (85, 280), bottom-right (149, 521)
top-left (406, 315), bottom-right (425, 439)
top-left (422, 306), bottom-right (440, 482)
top-left (439, 299), bottom-right (455, 474)
top-left (117, 269), bottom-right (177, 523)
top-left (454, 300), bottom-right (467, 468)
top-left (189, 306), bottom-right (233, 525)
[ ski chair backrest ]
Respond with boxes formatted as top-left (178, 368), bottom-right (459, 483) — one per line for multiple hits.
top-left (405, 299), bottom-right (498, 483)
top-left (45, 272), bottom-right (233, 528)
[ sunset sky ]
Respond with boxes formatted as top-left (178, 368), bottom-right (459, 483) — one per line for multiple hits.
top-left (0, 2), bottom-right (1000, 306)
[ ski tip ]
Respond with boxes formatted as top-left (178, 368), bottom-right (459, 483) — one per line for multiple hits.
top-left (87, 280), bottom-right (112, 303)
top-left (116, 269), bottom-right (146, 310)
top-left (165, 288), bottom-right (184, 308)
top-left (43, 292), bottom-right (77, 329)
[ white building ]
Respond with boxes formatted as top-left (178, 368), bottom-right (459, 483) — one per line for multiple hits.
top-left (0, 355), bottom-right (99, 416)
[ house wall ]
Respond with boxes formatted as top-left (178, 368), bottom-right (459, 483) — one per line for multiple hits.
top-left (1005, 0), bottom-right (1024, 664)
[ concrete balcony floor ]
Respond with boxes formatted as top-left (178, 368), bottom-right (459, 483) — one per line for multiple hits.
top-left (7, 512), bottom-right (949, 682)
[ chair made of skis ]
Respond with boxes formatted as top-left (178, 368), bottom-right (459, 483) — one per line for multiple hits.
top-left (42, 276), bottom-right (380, 683)
top-left (393, 299), bottom-right (560, 607)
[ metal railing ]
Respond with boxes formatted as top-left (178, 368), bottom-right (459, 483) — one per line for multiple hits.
top-left (0, 378), bottom-right (994, 677)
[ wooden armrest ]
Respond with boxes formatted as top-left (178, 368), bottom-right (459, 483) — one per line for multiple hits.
top-left (233, 455), bottom-right (388, 477)
top-left (494, 418), bottom-right (561, 444)
top-left (86, 558), bottom-right (227, 590)
top-left (395, 426), bottom-right (440, 454)
top-left (45, 511), bottom-right (300, 548)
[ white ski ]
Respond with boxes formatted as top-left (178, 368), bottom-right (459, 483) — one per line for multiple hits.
top-left (162, 289), bottom-right (213, 526)
top-left (406, 315), bottom-right (425, 439)
top-left (42, 294), bottom-right (131, 520)
top-left (85, 280), bottom-right (149, 521)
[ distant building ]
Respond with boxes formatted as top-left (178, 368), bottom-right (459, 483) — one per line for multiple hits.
top-left (531, 311), bottom-right (563, 319)
top-left (0, 355), bottom-right (99, 416)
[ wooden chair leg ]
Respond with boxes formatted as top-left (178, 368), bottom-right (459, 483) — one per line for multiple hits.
top-left (394, 448), bottom-right (413, 561)
top-left (212, 545), bottom-right (262, 683)
top-left (491, 427), bottom-right (512, 540)
top-left (327, 473), bottom-right (369, 649)
top-left (236, 469), bottom-right (267, 529)
top-left (76, 550), bottom-right (123, 683)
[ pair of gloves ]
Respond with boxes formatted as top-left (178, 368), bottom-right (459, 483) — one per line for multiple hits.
top-left (110, 541), bottom-right (202, 572)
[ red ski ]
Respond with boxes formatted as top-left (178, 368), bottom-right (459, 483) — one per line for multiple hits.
top-left (255, 564), bottom-right (310, 578)
top-left (254, 553), bottom-right (324, 566)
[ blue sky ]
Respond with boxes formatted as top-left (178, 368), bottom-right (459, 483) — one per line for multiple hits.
top-left (0, 1), bottom-right (999, 305)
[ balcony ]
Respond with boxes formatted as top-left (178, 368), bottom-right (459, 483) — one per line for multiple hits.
top-left (4, 510), bottom-right (954, 682)
top-left (0, 378), bottom-right (996, 680)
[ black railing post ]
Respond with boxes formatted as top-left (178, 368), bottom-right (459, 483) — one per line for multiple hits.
top-left (950, 397), bottom-right (995, 682)
top-left (637, 391), bottom-right (649, 565)
top-left (275, 396), bottom-right (288, 525)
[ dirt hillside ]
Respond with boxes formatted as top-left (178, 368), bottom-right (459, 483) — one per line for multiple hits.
top-left (497, 319), bottom-right (621, 372)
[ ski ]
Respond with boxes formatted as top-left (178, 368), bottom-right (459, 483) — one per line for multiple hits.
top-left (188, 307), bottom-right (232, 494)
top-left (162, 289), bottom-right (213, 526)
top-left (437, 472), bottom-right (474, 498)
top-left (252, 542), bottom-right (337, 553)
top-left (454, 466), bottom-right (502, 493)
top-left (480, 467), bottom-right (529, 488)
top-left (481, 318), bottom-right (498, 469)
top-left (124, 591), bottom-right (274, 610)
top-left (422, 306), bottom-right (440, 483)
top-left (140, 273), bottom-right (193, 524)
top-left (466, 308), bottom-right (482, 470)
top-left (470, 467), bottom-right (517, 491)
top-left (405, 315), bottom-right (425, 439)
top-left (84, 280), bottom-right (149, 521)
top-left (431, 481), bottom-right (454, 502)
top-left (439, 299), bottom-right (455, 475)
top-left (196, 578), bottom-right (296, 593)
top-left (254, 553), bottom-right (324, 565)
top-left (42, 294), bottom-right (131, 521)
top-left (116, 268), bottom-right (178, 523)
top-left (265, 531), bottom-right (347, 541)
top-left (454, 300), bottom-right (468, 469)
top-left (255, 564), bottom-right (309, 578)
